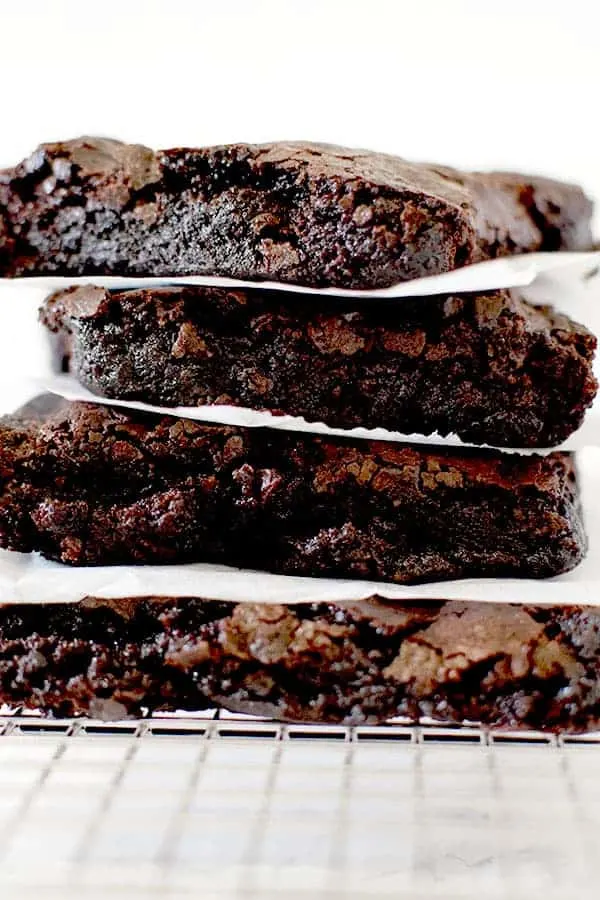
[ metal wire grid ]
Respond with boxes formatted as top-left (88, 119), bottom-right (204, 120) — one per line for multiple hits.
top-left (2, 706), bottom-right (600, 746)
top-left (0, 711), bottom-right (596, 898)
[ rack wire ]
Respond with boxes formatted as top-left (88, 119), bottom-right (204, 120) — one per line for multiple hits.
top-left (0, 709), bottom-right (597, 899)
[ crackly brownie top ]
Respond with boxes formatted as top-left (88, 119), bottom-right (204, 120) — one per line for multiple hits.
top-left (2, 396), bottom-right (578, 502)
top-left (42, 281), bottom-right (596, 344)
top-left (2, 136), bottom-right (588, 219)
top-left (40, 281), bottom-right (598, 449)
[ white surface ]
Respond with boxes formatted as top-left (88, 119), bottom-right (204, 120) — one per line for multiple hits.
top-left (0, 712), bottom-right (597, 899)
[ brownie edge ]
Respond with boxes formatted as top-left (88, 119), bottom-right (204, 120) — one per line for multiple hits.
top-left (0, 398), bottom-right (586, 581)
top-left (0, 596), bottom-right (599, 733)
top-left (41, 284), bottom-right (598, 448)
top-left (0, 137), bottom-right (593, 286)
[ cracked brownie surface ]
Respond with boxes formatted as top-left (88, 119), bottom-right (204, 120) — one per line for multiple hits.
top-left (0, 596), bottom-right (598, 732)
top-left (0, 137), bottom-right (593, 286)
top-left (43, 284), bottom-right (598, 448)
top-left (0, 396), bottom-right (585, 580)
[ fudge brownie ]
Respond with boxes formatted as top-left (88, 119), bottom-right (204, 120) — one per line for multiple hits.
top-left (0, 396), bottom-right (585, 580)
top-left (0, 137), bottom-right (593, 287)
top-left (42, 283), bottom-right (598, 448)
top-left (0, 595), bottom-right (598, 732)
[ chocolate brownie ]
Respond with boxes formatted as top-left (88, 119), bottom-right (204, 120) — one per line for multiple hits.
top-left (0, 595), bottom-right (598, 732)
top-left (42, 284), bottom-right (598, 448)
top-left (0, 137), bottom-right (593, 287)
top-left (0, 396), bottom-right (585, 580)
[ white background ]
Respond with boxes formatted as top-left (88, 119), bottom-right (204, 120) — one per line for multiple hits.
top-left (1, 0), bottom-right (600, 228)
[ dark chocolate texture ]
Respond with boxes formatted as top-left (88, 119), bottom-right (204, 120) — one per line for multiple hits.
top-left (0, 397), bottom-right (585, 580)
top-left (0, 137), bottom-right (593, 287)
top-left (42, 284), bottom-right (598, 447)
top-left (0, 596), bottom-right (598, 732)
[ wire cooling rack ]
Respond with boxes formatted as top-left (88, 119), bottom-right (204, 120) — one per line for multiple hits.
top-left (0, 710), bottom-right (597, 899)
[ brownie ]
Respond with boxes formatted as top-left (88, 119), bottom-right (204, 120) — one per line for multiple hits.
top-left (0, 595), bottom-right (598, 732)
top-left (0, 396), bottom-right (585, 581)
top-left (0, 137), bottom-right (593, 287)
top-left (42, 284), bottom-right (598, 448)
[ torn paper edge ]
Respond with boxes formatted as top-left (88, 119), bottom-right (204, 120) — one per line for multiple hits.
top-left (39, 373), bottom-right (600, 455)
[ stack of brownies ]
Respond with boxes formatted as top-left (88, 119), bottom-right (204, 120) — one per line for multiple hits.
top-left (0, 136), bottom-right (598, 731)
